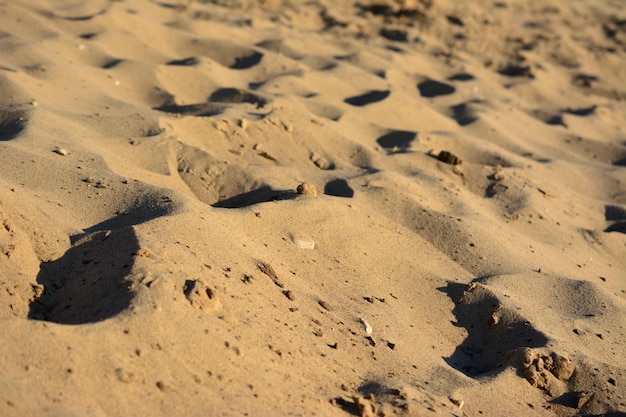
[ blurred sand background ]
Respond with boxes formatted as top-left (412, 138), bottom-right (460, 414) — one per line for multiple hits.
top-left (0, 0), bottom-right (625, 415)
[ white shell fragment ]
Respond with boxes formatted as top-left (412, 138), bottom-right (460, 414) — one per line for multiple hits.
top-left (359, 317), bottom-right (373, 335)
top-left (293, 239), bottom-right (315, 249)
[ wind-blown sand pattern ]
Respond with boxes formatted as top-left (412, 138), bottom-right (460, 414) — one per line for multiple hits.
top-left (1, 0), bottom-right (625, 415)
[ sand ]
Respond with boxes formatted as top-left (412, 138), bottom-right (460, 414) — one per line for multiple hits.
top-left (1, 0), bottom-right (625, 415)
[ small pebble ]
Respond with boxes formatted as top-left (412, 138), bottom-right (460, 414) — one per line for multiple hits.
top-left (297, 182), bottom-right (317, 197)
top-left (438, 150), bottom-right (462, 165)
top-left (314, 157), bottom-right (331, 170)
top-left (318, 300), bottom-right (331, 311)
top-left (359, 317), bottom-right (373, 335)
top-left (293, 238), bottom-right (315, 249)
top-left (53, 148), bottom-right (68, 156)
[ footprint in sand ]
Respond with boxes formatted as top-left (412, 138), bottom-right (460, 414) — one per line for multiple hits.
top-left (183, 279), bottom-right (222, 314)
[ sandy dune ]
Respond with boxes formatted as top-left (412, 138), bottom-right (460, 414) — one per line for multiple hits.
top-left (1, 0), bottom-right (625, 416)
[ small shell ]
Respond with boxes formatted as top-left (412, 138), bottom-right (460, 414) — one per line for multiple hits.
top-left (359, 317), bottom-right (373, 335)
top-left (293, 238), bottom-right (315, 249)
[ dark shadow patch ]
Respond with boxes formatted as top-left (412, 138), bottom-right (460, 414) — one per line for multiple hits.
top-left (28, 192), bottom-right (176, 325)
top-left (572, 73), bottom-right (599, 88)
top-left (79, 201), bottom-right (174, 240)
top-left (450, 103), bottom-right (478, 126)
top-left (53, 9), bottom-right (106, 21)
top-left (166, 56), bottom-right (199, 66)
top-left (563, 105), bottom-right (596, 116)
top-left (446, 15), bottom-right (464, 26)
top-left (0, 109), bottom-right (26, 141)
top-left (101, 58), bottom-right (123, 69)
top-left (230, 51), bottom-right (263, 69)
top-left (532, 110), bottom-right (566, 127)
top-left (376, 130), bottom-right (416, 152)
top-left (544, 114), bottom-right (566, 126)
top-left (324, 179), bottom-right (354, 198)
top-left (193, 39), bottom-right (263, 70)
top-left (79, 32), bottom-right (98, 40)
top-left (614, 156), bottom-right (626, 166)
top-left (417, 79), bottom-right (456, 98)
top-left (331, 397), bottom-right (360, 416)
top-left (212, 186), bottom-right (295, 208)
top-left (344, 90), bottom-right (390, 106)
top-left (29, 228), bottom-right (138, 325)
top-left (153, 1), bottom-right (186, 10)
top-left (605, 222), bottom-right (626, 233)
top-left (209, 88), bottom-right (268, 108)
top-left (385, 45), bottom-right (405, 53)
top-left (605, 205), bottom-right (626, 221)
top-left (358, 381), bottom-right (400, 397)
top-left (498, 63), bottom-right (535, 78)
top-left (441, 282), bottom-right (548, 378)
top-left (549, 391), bottom-right (584, 410)
top-left (380, 28), bottom-right (408, 42)
top-left (248, 80), bottom-right (266, 90)
top-left (448, 73), bottom-right (475, 82)
top-left (358, 3), bottom-right (394, 15)
top-left (356, 3), bottom-right (429, 21)
top-left (154, 102), bottom-right (227, 117)
top-left (485, 182), bottom-right (509, 198)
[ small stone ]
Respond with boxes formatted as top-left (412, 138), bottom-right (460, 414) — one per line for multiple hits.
top-left (438, 150), bottom-right (462, 165)
top-left (576, 391), bottom-right (593, 409)
top-left (114, 368), bottom-right (134, 383)
top-left (53, 148), bottom-right (68, 156)
top-left (297, 182), bottom-right (317, 197)
top-left (318, 300), bottom-right (331, 311)
top-left (283, 290), bottom-right (295, 301)
top-left (314, 157), bottom-right (331, 170)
